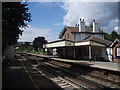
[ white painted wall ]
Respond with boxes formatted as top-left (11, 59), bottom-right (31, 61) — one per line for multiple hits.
top-left (45, 41), bottom-right (74, 48)
top-left (75, 41), bottom-right (90, 46)
top-left (74, 33), bottom-right (104, 42)
top-left (75, 33), bottom-right (82, 42)
top-left (46, 41), bottom-right (65, 48)
top-left (106, 48), bottom-right (112, 61)
top-left (93, 34), bottom-right (104, 39)
top-left (75, 33), bottom-right (91, 42)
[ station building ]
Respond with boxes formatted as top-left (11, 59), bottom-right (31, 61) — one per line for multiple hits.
top-left (43, 19), bottom-right (112, 61)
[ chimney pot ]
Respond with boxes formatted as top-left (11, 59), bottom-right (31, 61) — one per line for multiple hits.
top-left (93, 20), bottom-right (99, 32)
top-left (80, 18), bottom-right (81, 21)
top-left (79, 18), bottom-right (85, 32)
top-left (75, 24), bottom-right (77, 26)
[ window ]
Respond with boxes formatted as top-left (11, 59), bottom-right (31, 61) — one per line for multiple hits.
top-left (116, 47), bottom-right (120, 56)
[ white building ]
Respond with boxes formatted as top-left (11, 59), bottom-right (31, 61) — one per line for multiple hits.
top-left (43, 19), bottom-right (112, 61)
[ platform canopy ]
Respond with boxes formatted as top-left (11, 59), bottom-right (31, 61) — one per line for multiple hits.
top-left (75, 36), bottom-right (112, 47)
top-left (75, 41), bottom-right (106, 47)
top-left (43, 37), bottom-right (111, 48)
top-left (43, 39), bottom-right (74, 48)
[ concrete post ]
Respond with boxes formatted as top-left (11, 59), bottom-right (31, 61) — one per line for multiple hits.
top-left (89, 46), bottom-right (92, 59)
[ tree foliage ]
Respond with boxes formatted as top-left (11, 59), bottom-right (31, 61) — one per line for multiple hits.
top-left (104, 31), bottom-right (120, 42)
top-left (23, 42), bottom-right (31, 49)
top-left (59, 29), bottom-right (64, 39)
top-left (33, 36), bottom-right (47, 51)
top-left (16, 42), bottom-right (34, 53)
top-left (2, 2), bottom-right (31, 52)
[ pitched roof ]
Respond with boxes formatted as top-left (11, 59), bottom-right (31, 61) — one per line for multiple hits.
top-left (65, 26), bottom-right (79, 32)
top-left (110, 39), bottom-right (120, 48)
top-left (59, 26), bottom-right (105, 39)
top-left (64, 26), bottom-right (105, 33)
top-left (78, 36), bottom-right (112, 46)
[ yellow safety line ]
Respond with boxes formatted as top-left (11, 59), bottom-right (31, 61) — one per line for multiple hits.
top-left (23, 65), bottom-right (40, 89)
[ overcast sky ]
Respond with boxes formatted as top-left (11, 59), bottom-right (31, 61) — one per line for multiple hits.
top-left (18, 1), bottom-right (119, 42)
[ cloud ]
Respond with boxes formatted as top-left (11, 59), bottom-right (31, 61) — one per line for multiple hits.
top-left (103, 19), bottom-right (118, 33)
top-left (18, 26), bottom-right (56, 42)
top-left (60, 2), bottom-right (118, 33)
top-left (114, 26), bottom-right (120, 33)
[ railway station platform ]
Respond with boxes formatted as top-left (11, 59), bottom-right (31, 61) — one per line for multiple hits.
top-left (2, 55), bottom-right (63, 89)
top-left (29, 54), bottom-right (120, 72)
top-left (51, 57), bottom-right (120, 72)
top-left (2, 56), bottom-right (37, 89)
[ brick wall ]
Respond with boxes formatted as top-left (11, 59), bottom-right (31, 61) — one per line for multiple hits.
top-left (112, 42), bottom-right (120, 62)
top-left (61, 30), bottom-right (73, 41)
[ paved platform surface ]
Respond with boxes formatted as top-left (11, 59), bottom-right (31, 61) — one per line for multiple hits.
top-left (2, 57), bottom-right (37, 89)
top-left (2, 56), bottom-right (63, 90)
top-left (30, 54), bottom-right (120, 72)
top-left (52, 58), bottom-right (120, 72)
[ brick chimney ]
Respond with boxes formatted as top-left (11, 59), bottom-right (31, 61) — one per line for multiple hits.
top-left (79, 18), bottom-right (85, 32)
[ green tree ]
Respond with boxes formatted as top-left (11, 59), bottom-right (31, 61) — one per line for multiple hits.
top-left (104, 33), bottom-right (111, 41)
top-left (24, 42), bottom-right (30, 49)
top-left (110, 31), bottom-right (120, 42)
top-left (33, 36), bottom-right (47, 51)
top-left (16, 42), bottom-right (34, 53)
top-left (104, 31), bottom-right (120, 42)
top-left (2, 2), bottom-right (31, 53)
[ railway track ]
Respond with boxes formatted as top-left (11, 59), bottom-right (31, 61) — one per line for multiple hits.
top-left (20, 54), bottom-right (89, 90)
top-left (39, 62), bottom-right (110, 90)
top-left (40, 65), bottom-right (89, 90)
top-left (44, 60), bottom-right (120, 89)
top-left (19, 53), bottom-right (120, 90)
